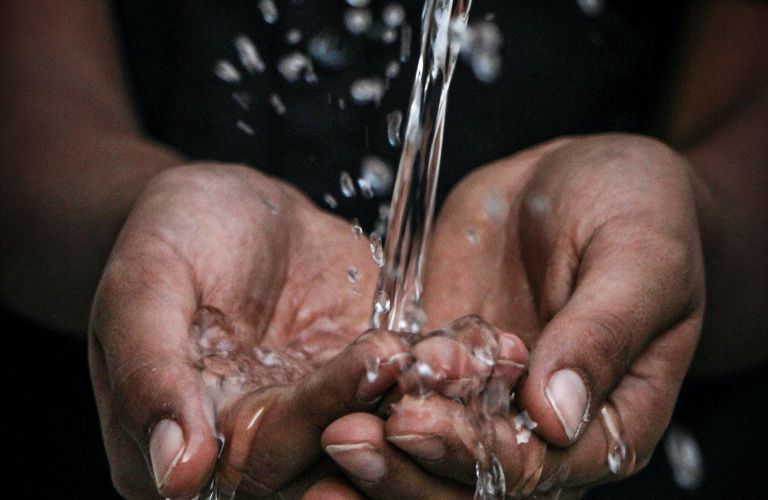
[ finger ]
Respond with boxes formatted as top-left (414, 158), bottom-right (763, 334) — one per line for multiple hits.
top-left (224, 330), bottom-right (410, 496)
top-left (89, 334), bottom-right (160, 499)
top-left (518, 221), bottom-right (703, 445)
top-left (323, 412), bottom-right (470, 499)
top-left (400, 319), bottom-right (528, 401)
top-left (384, 394), bottom-right (547, 494)
top-left (90, 248), bottom-right (220, 498)
top-left (301, 477), bottom-right (363, 500)
top-left (531, 321), bottom-right (700, 494)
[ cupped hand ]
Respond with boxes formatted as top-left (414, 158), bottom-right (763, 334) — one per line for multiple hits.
top-left (88, 164), bottom-right (408, 499)
top-left (322, 135), bottom-right (706, 498)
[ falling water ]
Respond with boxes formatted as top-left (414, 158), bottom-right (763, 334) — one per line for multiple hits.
top-left (370, 0), bottom-right (472, 334)
top-left (367, 0), bottom-right (509, 498)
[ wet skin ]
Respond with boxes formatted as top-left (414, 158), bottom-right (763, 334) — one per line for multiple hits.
top-left (90, 134), bottom-right (705, 499)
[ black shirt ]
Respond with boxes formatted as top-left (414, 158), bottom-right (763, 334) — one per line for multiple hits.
top-left (111, 0), bottom-right (685, 226)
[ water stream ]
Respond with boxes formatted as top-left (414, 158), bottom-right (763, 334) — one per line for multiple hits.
top-left (367, 1), bottom-right (512, 498)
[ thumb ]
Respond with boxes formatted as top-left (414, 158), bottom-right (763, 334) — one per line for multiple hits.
top-left (90, 247), bottom-right (219, 498)
top-left (518, 222), bottom-right (702, 447)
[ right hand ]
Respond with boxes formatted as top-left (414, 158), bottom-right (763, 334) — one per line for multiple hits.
top-left (89, 164), bottom-right (408, 498)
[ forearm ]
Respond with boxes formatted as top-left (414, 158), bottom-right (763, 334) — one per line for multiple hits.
top-left (683, 88), bottom-right (768, 376)
top-left (0, 1), bottom-right (182, 334)
top-left (0, 130), bottom-right (180, 334)
top-left (661, 0), bottom-right (768, 376)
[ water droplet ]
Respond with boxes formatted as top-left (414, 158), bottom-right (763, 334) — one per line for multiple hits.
top-left (403, 302), bottom-right (427, 332)
top-left (234, 35), bottom-right (266, 73)
top-left (365, 356), bottom-right (381, 383)
top-left (471, 50), bottom-right (501, 83)
top-left (664, 425), bottom-right (704, 490)
top-left (308, 31), bottom-right (350, 69)
top-left (258, 0), bottom-right (279, 24)
top-left (385, 61), bottom-right (401, 79)
top-left (285, 29), bottom-right (303, 44)
top-left (513, 411), bottom-right (538, 431)
top-left (346, 0), bottom-right (370, 7)
top-left (347, 266), bottom-right (360, 283)
top-left (575, 0), bottom-right (604, 17)
top-left (459, 21), bottom-right (504, 83)
top-left (350, 77), bottom-right (386, 106)
top-left (269, 93), bottom-right (286, 115)
top-left (357, 178), bottom-right (375, 199)
top-left (415, 361), bottom-right (435, 378)
top-left (599, 403), bottom-right (633, 476)
top-left (340, 171), bottom-right (357, 197)
top-left (466, 228), bottom-right (479, 244)
top-left (323, 193), bottom-right (338, 209)
top-left (213, 60), bottom-right (241, 83)
top-left (260, 197), bottom-right (280, 214)
top-left (361, 156), bottom-right (394, 196)
top-left (381, 28), bottom-right (398, 44)
top-left (370, 233), bottom-right (384, 267)
top-left (231, 91), bottom-right (253, 110)
top-left (236, 120), bottom-right (255, 136)
top-left (344, 8), bottom-right (373, 35)
top-left (526, 193), bottom-right (551, 216)
top-left (387, 111), bottom-right (403, 146)
top-left (483, 192), bottom-right (505, 219)
top-left (351, 218), bottom-right (364, 238)
top-left (374, 290), bottom-right (391, 313)
top-left (382, 3), bottom-right (406, 28)
top-left (338, 97), bottom-right (347, 110)
top-left (277, 52), bottom-right (317, 84)
top-left (400, 23), bottom-right (412, 62)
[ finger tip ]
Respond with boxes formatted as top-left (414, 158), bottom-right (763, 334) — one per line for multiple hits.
top-left (322, 413), bottom-right (385, 449)
top-left (517, 371), bottom-right (584, 447)
top-left (497, 332), bottom-right (529, 363)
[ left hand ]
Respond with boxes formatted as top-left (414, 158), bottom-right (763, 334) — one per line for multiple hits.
top-left (321, 134), bottom-right (706, 498)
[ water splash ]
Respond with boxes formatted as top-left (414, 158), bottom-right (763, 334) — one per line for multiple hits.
top-left (236, 120), bottom-right (255, 136)
top-left (323, 192), bottom-right (339, 209)
top-left (340, 171), bottom-right (357, 197)
top-left (277, 52), bottom-right (318, 84)
top-left (664, 424), bottom-right (704, 490)
top-left (387, 110), bottom-right (404, 146)
top-left (386, 61), bottom-right (402, 79)
top-left (371, 0), bottom-right (472, 333)
top-left (360, 156), bottom-right (394, 196)
top-left (344, 8), bottom-right (373, 35)
top-left (383, 3), bottom-right (406, 27)
top-left (350, 77), bottom-right (386, 106)
top-left (347, 266), bottom-right (361, 283)
top-left (367, 2), bottom-right (515, 497)
top-left (269, 93), bottom-right (287, 115)
top-left (285, 29), bottom-right (303, 45)
top-left (213, 60), bottom-right (241, 83)
top-left (258, 0), bottom-right (279, 24)
top-left (234, 35), bottom-right (266, 74)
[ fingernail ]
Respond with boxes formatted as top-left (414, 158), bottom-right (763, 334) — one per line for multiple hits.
top-left (387, 434), bottom-right (446, 461)
top-left (325, 443), bottom-right (386, 481)
top-left (498, 334), bottom-right (518, 358)
top-left (149, 419), bottom-right (186, 490)
top-left (545, 369), bottom-right (589, 441)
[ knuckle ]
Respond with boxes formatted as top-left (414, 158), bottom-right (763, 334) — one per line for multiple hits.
top-left (580, 313), bottom-right (633, 384)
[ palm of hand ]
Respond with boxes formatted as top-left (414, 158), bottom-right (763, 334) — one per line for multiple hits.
top-left (90, 165), bottom-right (389, 498)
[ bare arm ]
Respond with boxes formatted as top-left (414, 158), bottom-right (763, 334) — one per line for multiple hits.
top-left (663, 0), bottom-right (768, 376)
top-left (0, 0), bottom-right (181, 334)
